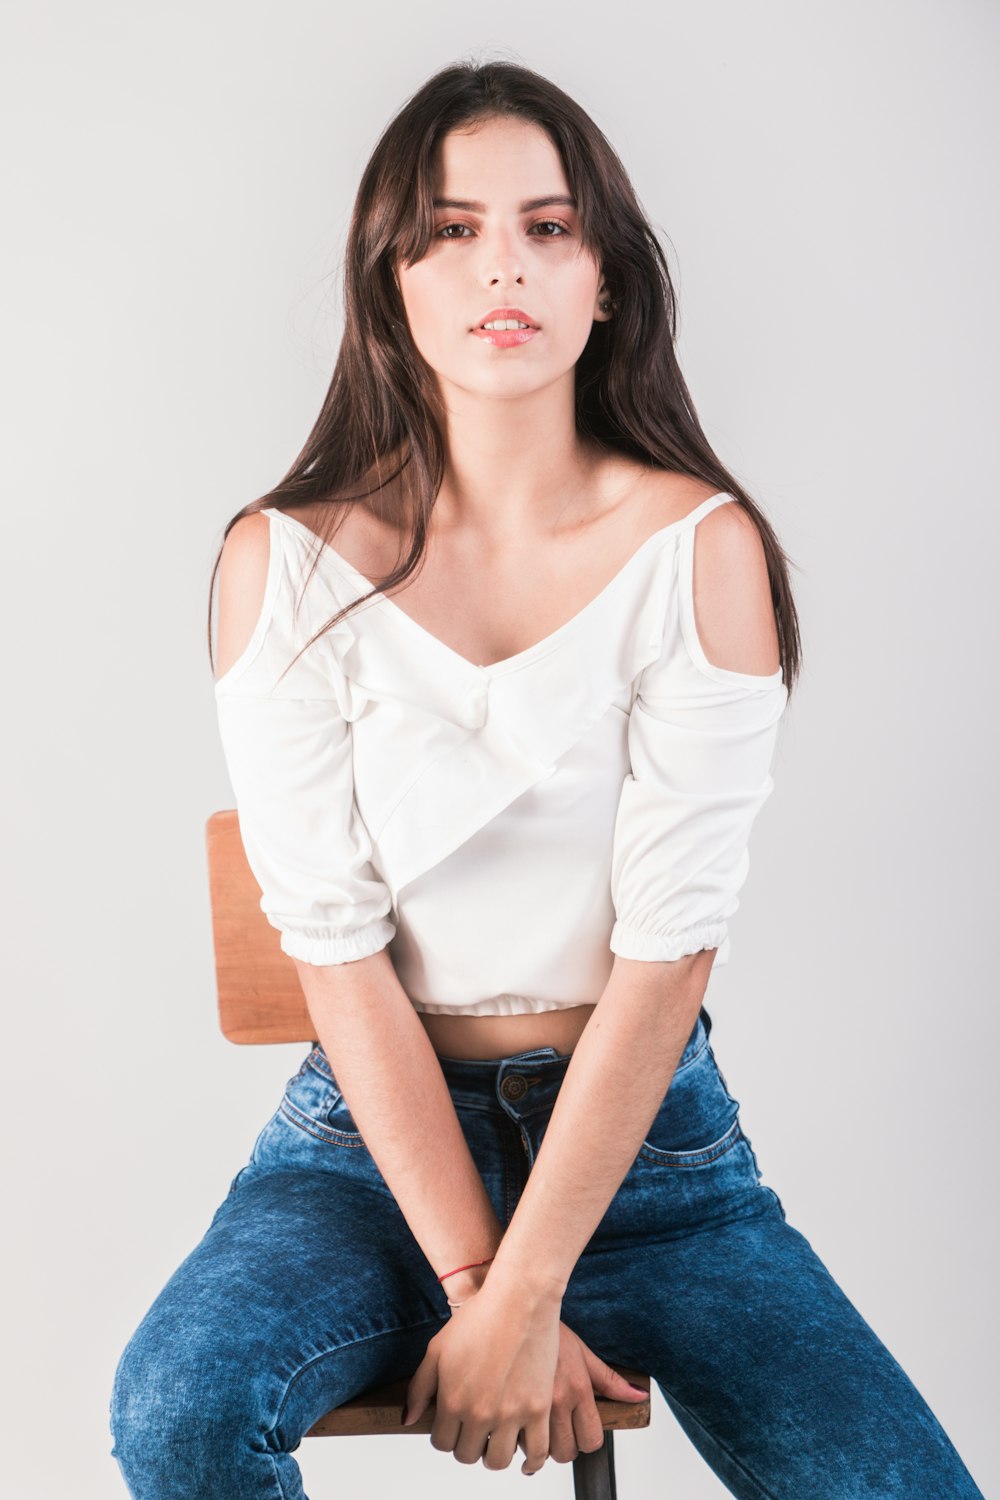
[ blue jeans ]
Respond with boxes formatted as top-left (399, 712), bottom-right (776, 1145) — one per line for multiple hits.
top-left (109, 1008), bottom-right (983, 1498)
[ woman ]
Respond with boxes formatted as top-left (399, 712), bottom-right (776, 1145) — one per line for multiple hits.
top-left (109, 60), bottom-right (983, 1498)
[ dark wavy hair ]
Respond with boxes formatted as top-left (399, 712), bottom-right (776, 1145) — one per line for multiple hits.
top-left (207, 57), bottom-right (802, 691)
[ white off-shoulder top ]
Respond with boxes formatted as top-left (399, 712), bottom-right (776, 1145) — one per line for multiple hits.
top-left (213, 492), bottom-right (788, 1017)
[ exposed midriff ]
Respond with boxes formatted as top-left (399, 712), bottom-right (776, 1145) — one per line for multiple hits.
top-left (417, 1003), bottom-right (597, 1060)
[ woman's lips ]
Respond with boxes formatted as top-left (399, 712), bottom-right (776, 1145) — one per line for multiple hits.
top-left (471, 326), bottom-right (540, 347)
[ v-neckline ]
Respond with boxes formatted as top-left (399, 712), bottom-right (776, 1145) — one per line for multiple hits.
top-left (264, 492), bottom-right (732, 677)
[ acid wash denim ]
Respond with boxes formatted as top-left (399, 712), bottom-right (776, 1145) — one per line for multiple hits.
top-left (109, 1007), bottom-right (984, 1499)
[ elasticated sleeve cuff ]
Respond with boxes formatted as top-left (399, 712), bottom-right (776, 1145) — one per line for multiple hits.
top-left (275, 917), bottom-right (396, 968)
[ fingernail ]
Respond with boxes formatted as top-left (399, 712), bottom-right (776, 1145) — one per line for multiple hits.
top-left (629, 1383), bottom-right (646, 1395)
top-left (400, 1405), bottom-right (408, 1424)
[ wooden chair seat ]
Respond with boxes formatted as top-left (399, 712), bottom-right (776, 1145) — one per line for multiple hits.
top-left (304, 1369), bottom-right (650, 1497)
top-left (206, 808), bottom-right (653, 1496)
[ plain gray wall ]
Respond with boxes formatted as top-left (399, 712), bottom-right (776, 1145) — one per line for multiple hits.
top-left (3, 2), bottom-right (996, 1495)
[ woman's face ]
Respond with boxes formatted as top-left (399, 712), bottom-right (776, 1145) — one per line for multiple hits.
top-left (395, 116), bottom-right (610, 402)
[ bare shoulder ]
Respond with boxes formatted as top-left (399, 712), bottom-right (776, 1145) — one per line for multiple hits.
top-left (607, 459), bottom-right (728, 539)
top-left (687, 496), bottom-right (780, 677)
top-left (219, 510), bottom-right (271, 601)
top-left (216, 511), bottom-right (272, 681)
top-left (221, 508), bottom-right (270, 559)
top-left (643, 465), bottom-right (728, 520)
top-left (289, 495), bottom-right (403, 579)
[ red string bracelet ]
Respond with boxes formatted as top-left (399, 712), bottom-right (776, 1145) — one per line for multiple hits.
top-left (437, 1256), bottom-right (496, 1284)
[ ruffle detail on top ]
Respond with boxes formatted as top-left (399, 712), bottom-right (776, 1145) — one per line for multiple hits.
top-left (369, 600), bottom-right (671, 901)
top-left (264, 507), bottom-right (681, 906)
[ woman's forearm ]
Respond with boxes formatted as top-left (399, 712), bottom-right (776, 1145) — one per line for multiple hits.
top-left (293, 948), bottom-right (505, 1303)
top-left (484, 951), bottom-right (716, 1304)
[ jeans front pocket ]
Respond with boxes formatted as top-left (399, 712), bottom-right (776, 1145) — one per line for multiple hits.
top-left (602, 1031), bottom-right (780, 1240)
top-left (278, 1048), bottom-right (368, 1149)
top-left (637, 1036), bottom-right (743, 1166)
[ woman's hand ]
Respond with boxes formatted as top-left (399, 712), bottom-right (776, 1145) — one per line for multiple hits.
top-left (401, 1285), bottom-right (647, 1474)
top-left (403, 1281), bottom-right (559, 1474)
top-left (546, 1320), bottom-right (648, 1465)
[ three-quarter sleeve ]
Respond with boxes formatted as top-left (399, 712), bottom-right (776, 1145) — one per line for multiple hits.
top-left (609, 524), bottom-right (788, 966)
top-left (213, 514), bottom-right (396, 966)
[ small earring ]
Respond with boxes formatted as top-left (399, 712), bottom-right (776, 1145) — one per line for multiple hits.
top-left (599, 297), bottom-right (611, 314)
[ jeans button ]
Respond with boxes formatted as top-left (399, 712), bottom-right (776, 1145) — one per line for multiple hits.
top-left (500, 1074), bottom-right (528, 1101)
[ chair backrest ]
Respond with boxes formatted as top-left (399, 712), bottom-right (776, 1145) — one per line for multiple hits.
top-left (205, 809), bottom-right (312, 1044)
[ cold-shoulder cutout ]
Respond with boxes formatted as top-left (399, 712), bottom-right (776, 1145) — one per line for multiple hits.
top-left (680, 498), bottom-right (783, 685)
top-left (214, 511), bottom-right (279, 688)
top-left (212, 505), bottom-right (396, 966)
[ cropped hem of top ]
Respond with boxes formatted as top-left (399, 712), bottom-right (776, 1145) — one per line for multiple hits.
top-left (213, 491), bottom-right (788, 1015)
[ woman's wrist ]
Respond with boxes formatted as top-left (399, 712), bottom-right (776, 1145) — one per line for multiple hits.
top-left (440, 1258), bottom-right (495, 1304)
top-left (438, 1253), bottom-right (567, 1311)
top-left (485, 1257), bottom-right (566, 1308)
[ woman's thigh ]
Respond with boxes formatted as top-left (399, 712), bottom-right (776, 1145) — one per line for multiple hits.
top-left (109, 1049), bottom-right (449, 1500)
top-left (567, 1206), bottom-right (983, 1499)
top-left (556, 1031), bottom-right (983, 1499)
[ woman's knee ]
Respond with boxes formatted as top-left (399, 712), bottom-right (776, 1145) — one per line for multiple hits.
top-left (109, 1312), bottom-right (268, 1492)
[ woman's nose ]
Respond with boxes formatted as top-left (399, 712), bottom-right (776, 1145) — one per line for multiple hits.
top-left (477, 230), bottom-right (524, 284)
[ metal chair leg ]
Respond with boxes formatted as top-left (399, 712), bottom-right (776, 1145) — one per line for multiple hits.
top-left (572, 1427), bottom-right (617, 1500)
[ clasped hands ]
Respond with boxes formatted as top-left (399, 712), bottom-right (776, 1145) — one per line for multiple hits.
top-left (400, 1275), bottom-right (647, 1475)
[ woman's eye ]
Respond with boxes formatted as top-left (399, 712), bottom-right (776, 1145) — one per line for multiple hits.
top-left (434, 219), bottom-right (571, 240)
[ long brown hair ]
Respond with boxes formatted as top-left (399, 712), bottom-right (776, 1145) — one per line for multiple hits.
top-left (207, 58), bottom-right (802, 691)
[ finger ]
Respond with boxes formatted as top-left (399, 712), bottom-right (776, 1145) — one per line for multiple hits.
top-left (549, 1396), bottom-right (580, 1464)
top-left (608, 1370), bottom-right (648, 1400)
top-left (452, 1419), bottom-right (494, 1467)
top-left (481, 1424), bottom-right (519, 1472)
top-left (402, 1353), bottom-right (438, 1426)
top-left (521, 1412), bottom-right (550, 1477)
top-left (573, 1395), bottom-right (607, 1457)
top-left (428, 1407), bottom-right (462, 1455)
top-left (584, 1350), bottom-right (648, 1402)
top-left (611, 1367), bottom-right (648, 1397)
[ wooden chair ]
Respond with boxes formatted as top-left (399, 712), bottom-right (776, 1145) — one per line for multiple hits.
top-left (206, 808), bottom-right (652, 1497)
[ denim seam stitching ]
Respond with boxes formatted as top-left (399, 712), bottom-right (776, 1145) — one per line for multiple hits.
top-left (673, 1035), bottom-right (710, 1074)
top-left (279, 1096), bottom-right (366, 1148)
top-left (637, 1117), bottom-right (743, 1167)
top-left (503, 1124), bottom-right (517, 1225)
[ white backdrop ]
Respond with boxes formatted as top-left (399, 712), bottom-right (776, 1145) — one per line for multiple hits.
top-left (2, 2), bottom-right (996, 1495)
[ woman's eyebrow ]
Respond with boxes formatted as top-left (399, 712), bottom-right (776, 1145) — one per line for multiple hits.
top-left (431, 194), bottom-right (577, 213)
